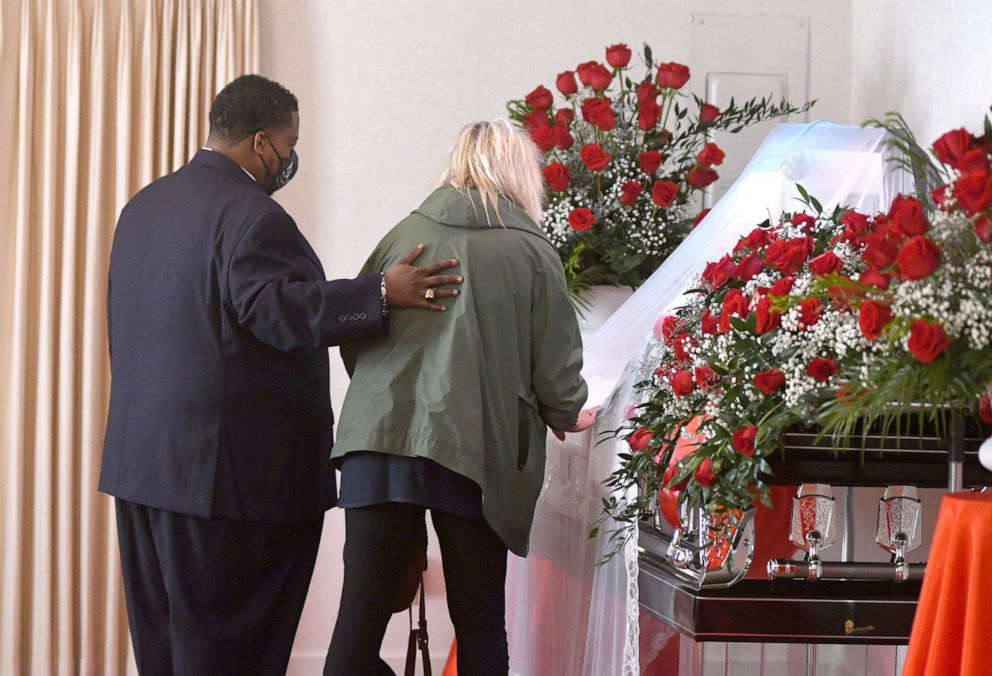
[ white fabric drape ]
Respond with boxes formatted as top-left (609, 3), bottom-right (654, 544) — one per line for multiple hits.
top-left (507, 122), bottom-right (909, 676)
top-left (0, 2), bottom-right (257, 673)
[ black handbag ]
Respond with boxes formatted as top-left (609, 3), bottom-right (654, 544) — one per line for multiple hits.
top-left (404, 575), bottom-right (431, 676)
top-left (395, 538), bottom-right (430, 676)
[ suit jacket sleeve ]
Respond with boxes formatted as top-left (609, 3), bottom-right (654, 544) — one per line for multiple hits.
top-left (339, 247), bottom-right (385, 377)
top-left (530, 260), bottom-right (588, 431)
top-left (227, 210), bottom-right (387, 351)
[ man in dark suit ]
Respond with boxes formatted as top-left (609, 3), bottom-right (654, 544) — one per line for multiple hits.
top-left (100, 74), bottom-right (462, 675)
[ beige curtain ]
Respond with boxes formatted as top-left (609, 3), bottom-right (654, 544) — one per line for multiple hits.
top-left (0, 1), bottom-right (257, 673)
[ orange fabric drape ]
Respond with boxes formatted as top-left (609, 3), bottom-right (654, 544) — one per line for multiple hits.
top-left (904, 492), bottom-right (992, 676)
top-left (0, 2), bottom-right (257, 673)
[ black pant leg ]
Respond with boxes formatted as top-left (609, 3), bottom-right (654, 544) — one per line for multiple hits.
top-left (151, 509), bottom-right (323, 676)
top-left (116, 499), bottom-right (175, 676)
top-left (117, 499), bottom-right (322, 676)
top-left (430, 510), bottom-right (509, 676)
top-left (324, 503), bottom-right (427, 676)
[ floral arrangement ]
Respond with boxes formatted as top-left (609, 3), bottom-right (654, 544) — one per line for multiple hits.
top-left (599, 110), bottom-right (992, 542)
top-left (506, 43), bottom-right (811, 300)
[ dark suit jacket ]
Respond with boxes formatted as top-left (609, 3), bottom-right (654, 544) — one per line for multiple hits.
top-left (99, 149), bottom-right (387, 522)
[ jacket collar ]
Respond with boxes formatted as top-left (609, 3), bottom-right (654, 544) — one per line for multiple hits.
top-left (190, 148), bottom-right (264, 191)
top-left (414, 187), bottom-right (548, 242)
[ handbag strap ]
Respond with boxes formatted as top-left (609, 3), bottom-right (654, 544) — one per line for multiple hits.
top-left (404, 575), bottom-right (431, 676)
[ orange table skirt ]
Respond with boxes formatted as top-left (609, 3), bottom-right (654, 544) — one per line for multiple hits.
top-left (904, 492), bottom-right (992, 676)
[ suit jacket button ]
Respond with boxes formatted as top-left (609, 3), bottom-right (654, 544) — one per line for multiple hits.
top-left (339, 314), bottom-right (347, 322)
top-left (359, 313), bottom-right (367, 320)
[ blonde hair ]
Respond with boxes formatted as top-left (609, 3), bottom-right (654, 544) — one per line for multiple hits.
top-left (437, 118), bottom-right (545, 226)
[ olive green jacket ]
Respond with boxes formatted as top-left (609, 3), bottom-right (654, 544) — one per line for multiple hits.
top-left (334, 187), bottom-right (587, 555)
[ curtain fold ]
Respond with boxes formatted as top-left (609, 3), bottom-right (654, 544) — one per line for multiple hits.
top-left (0, 2), bottom-right (258, 673)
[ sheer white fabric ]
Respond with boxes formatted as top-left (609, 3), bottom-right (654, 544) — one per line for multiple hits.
top-left (506, 123), bottom-right (910, 676)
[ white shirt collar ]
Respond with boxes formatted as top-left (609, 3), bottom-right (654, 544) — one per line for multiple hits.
top-left (200, 146), bottom-right (258, 183)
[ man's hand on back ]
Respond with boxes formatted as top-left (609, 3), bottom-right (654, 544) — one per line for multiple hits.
top-left (385, 244), bottom-right (463, 312)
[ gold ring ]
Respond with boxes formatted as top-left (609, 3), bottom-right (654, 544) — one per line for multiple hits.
top-left (424, 288), bottom-right (435, 300)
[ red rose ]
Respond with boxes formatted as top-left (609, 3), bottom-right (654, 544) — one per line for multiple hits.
top-left (736, 227), bottom-right (772, 253)
top-left (790, 213), bottom-right (817, 234)
top-left (530, 125), bottom-right (557, 152)
top-left (579, 143), bottom-right (611, 171)
top-left (522, 109), bottom-right (549, 132)
top-left (980, 393), bottom-right (992, 426)
top-left (656, 62), bottom-right (690, 89)
top-left (858, 270), bottom-right (891, 290)
top-left (862, 232), bottom-right (899, 270)
top-left (659, 315), bottom-right (681, 345)
top-left (663, 464), bottom-right (689, 491)
top-left (673, 334), bottom-right (696, 362)
top-left (889, 194), bottom-right (930, 236)
top-left (753, 368), bottom-right (786, 395)
top-left (694, 457), bottom-right (716, 488)
top-left (568, 207), bottom-right (595, 232)
top-left (736, 253), bottom-right (764, 282)
top-left (731, 426), bottom-right (757, 457)
top-left (605, 43), bottom-right (632, 68)
top-left (525, 85), bottom-right (553, 111)
top-left (797, 298), bottom-right (823, 328)
top-left (553, 124), bottom-right (574, 150)
top-left (895, 236), bottom-right (941, 280)
top-left (627, 427), bottom-right (654, 452)
top-left (637, 81), bottom-right (659, 104)
top-left (670, 369), bottom-right (696, 397)
top-left (954, 171), bottom-right (992, 215)
top-left (542, 162), bottom-right (571, 192)
top-left (702, 254), bottom-right (738, 289)
top-left (699, 103), bottom-right (720, 123)
top-left (807, 357), bottom-right (839, 382)
top-left (692, 208), bottom-right (711, 228)
top-left (581, 97), bottom-right (616, 131)
top-left (686, 165), bottom-right (718, 188)
top-left (576, 61), bottom-right (613, 90)
top-left (932, 184), bottom-right (950, 209)
top-left (651, 180), bottom-right (679, 207)
top-left (619, 180), bottom-right (643, 206)
top-left (958, 148), bottom-right (992, 176)
top-left (638, 100), bottom-right (661, 130)
top-left (907, 319), bottom-right (949, 363)
top-left (555, 71), bottom-right (578, 96)
top-left (765, 236), bottom-right (814, 275)
top-left (858, 300), bottom-right (893, 341)
top-left (696, 142), bottom-right (725, 167)
top-left (932, 128), bottom-right (974, 167)
top-left (639, 150), bottom-right (664, 174)
top-left (754, 297), bottom-right (781, 334)
top-left (976, 215), bottom-right (992, 243)
top-left (699, 308), bottom-right (719, 335)
top-left (556, 108), bottom-right (575, 125)
top-left (694, 365), bottom-right (718, 389)
top-left (809, 251), bottom-right (843, 276)
top-left (840, 210), bottom-right (870, 236)
top-left (768, 275), bottom-right (795, 297)
top-left (720, 289), bottom-right (750, 332)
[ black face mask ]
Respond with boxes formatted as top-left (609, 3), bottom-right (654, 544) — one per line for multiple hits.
top-left (258, 136), bottom-right (298, 194)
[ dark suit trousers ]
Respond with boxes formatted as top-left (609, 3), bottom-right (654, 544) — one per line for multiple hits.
top-left (115, 499), bottom-right (322, 676)
top-left (324, 503), bottom-right (509, 676)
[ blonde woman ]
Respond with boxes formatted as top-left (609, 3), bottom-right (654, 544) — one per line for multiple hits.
top-left (324, 119), bottom-right (592, 676)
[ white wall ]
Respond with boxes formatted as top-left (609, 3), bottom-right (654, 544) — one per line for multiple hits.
top-left (851, 0), bottom-right (992, 146)
top-left (257, 0), bottom-right (856, 672)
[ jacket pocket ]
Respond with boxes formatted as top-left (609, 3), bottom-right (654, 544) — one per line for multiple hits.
top-left (517, 394), bottom-right (541, 470)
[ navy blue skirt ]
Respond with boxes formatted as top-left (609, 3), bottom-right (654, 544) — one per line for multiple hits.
top-left (337, 452), bottom-right (484, 520)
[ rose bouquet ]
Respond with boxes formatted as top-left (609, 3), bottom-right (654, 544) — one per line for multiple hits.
top-left (598, 109), bottom-right (992, 547)
top-left (507, 43), bottom-right (812, 301)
